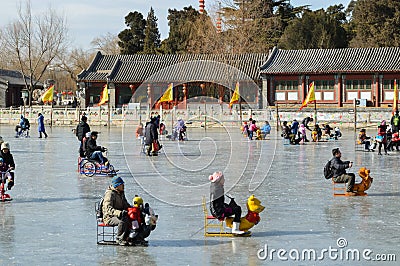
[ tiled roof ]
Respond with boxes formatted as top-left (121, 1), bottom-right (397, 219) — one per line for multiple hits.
top-left (0, 69), bottom-right (29, 85)
top-left (260, 47), bottom-right (400, 75)
top-left (78, 52), bottom-right (269, 83)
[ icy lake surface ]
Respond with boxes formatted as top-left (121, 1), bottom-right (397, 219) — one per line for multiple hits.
top-left (0, 124), bottom-right (398, 265)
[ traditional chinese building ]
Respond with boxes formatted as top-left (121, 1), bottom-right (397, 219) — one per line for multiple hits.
top-left (260, 47), bottom-right (400, 108)
top-left (77, 52), bottom-right (268, 109)
top-left (0, 69), bottom-right (42, 108)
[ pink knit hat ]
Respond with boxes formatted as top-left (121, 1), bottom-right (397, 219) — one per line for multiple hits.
top-left (209, 171), bottom-right (224, 183)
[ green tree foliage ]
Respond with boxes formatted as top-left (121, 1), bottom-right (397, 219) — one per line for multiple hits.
top-left (160, 6), bottom-right (201, 54)
top-left (118, 11), bottom-right (146, 54)
top-left (349, 0), bottom-right (400, 47)
top-left (143, 7), bottom-right (161, 54)
top-left (278, 5), bottom-right (348, 49)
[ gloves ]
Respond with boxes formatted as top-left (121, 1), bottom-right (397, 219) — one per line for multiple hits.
top-left (145, 214), bottom-right (151, 225)
top-left (101, 147), bottom-right (107, 152)
top-left (120, 210), bottom-right (127, 218)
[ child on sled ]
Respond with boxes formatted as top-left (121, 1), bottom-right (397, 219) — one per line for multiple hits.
top-left (209, 171), bottom-right (245, 235)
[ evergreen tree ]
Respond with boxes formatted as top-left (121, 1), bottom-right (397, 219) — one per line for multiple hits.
top-left (349, 0), bottom-right (400, 47)
top-left (278, 5), bottom-right (348, 49)
top-left (143, 7), bottom-right (161, 54)
top-left (118, 11), bottom-right (146, 54)
top-left (160, 6), bottom-right (201, 54)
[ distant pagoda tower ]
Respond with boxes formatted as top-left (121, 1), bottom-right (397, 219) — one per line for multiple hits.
top-left (216, 2), bottom-right (222, 33)
top-left (199, 0), bottom-right (205, 14)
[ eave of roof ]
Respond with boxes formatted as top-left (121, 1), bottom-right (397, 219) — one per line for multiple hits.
top-left (78, 53), bottom-right (269, 83)
top-left (260, 47), bottom-right (400, 75)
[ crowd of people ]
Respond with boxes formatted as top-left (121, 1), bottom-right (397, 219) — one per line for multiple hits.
top-left (241, 118), bottom-right (271, 140)
top-left (280, 117), bottom-right (342, 145)
top-left (358, 111), bottom-right (400, 155)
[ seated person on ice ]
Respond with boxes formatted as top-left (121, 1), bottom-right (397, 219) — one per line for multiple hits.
top-left (0, 157), bottom-right (13, 189)
top-left (358, 128), bottom-right (373, 151)
top-left (1, 142), bottom-right (15, 190)
top-left (388, 131), bottom-right (400, 151)
top-left (260, 121), bottom-right (271, 139)
top-left (102, 176), bottom-right (131, 246)
top-left (330, 148), bottom-right (356, 196)
top-left (174, 118), bottom-right (186, 141)
top-left (85, 131), bottom-right (108, 166)
top-left (209, 171), bottom-right (245, 235)
top-left (312, 124), bottom-right (322, 142)
top-left (281, 121), bottom-right (290, 140)
top-left (15, 115), bottom-right (30, 136)
top-left (127, 195), bottom-right (157, 245)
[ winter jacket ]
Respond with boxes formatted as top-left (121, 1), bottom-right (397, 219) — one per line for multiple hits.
top-left (75, 121), bottom-right (90, 141)
top-left (145, 122), bottom-right (158, 145)
top-left (102, 185), bottom-right (131, 225)
top-left (210, 182), bottom-right (226, 219)
top-left (86, 138), bottom-right (103, 157)
top-left (330, 157), bottom-right (351, 178)
top-left (38, 114), bottom-right (45, 132)
top-left (0, 151), bottom-right (15, 169)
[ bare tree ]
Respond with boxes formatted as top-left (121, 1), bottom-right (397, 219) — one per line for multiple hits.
top-left (2, 0), bottom-right (68, 106)
top-left (90, 32), bottom-right (120, 54)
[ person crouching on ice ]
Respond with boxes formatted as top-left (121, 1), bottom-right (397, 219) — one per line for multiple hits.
top-left (127, 195), bottom-right (157, 246)
top-left (209, 171), bottom-right (245, 235)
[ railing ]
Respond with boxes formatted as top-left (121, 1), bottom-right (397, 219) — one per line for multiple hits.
top-left (0, 105), bottom-right (394, 128)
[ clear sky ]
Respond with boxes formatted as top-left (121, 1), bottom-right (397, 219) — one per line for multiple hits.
top-left (0, 0), bottom-right (352, 51)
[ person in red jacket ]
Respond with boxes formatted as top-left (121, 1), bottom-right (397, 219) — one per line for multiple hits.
top-left (127, 195), bottom-right (157, 245)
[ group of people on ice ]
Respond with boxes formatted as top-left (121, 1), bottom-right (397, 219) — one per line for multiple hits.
top-left (100, 176), bottom-right (158, 246)
top-left (136, 115), bottom-right (188, 156)
top-left (15, 113), bottom-right (48, 138)
top-left (241, 118), bottom-right (271, 140)
top-left (76, 115), bottom-right (109, 167)
top-left (281, 117), bottom-right (341, 145)
top-left (358, 111), bottom-right (400, 155)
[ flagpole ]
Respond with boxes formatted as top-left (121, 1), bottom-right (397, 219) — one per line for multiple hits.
top-left (239, 96), bottom-right (243, 125)
top-left (394, 79), bottom-right (399, 113)
top-left (107, 77), bottom-right (110, 129)
top-left (314, 100), bottom-right (317, 125)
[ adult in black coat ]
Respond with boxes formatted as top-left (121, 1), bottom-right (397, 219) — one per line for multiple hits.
top-left (86, 131), bottom-right (108, 165)
top-left (330, 148), bottom-right (356, 195)
top-left (145, 118), bottom-right (159, 156)
top-left (76, 116), bottom-right (91, 157)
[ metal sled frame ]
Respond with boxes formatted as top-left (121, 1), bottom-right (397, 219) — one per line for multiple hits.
top-left (95, 202), bottom-right (117, 245)
top-left (202, 196), bottom-right (234, 237)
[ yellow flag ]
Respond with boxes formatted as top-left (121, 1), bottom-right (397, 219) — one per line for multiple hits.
top-left (41, 85), bottom-right (54, 103)
top-left (393, 79), bottom-right (398, 113)
top-left (299, 82), bottom-right (316, 110)
top-left (158, 83), bottom-right (173, 104)
top-left (229, 82), bottom-right (240, 108)
top-left (98, 84), bottom-right (108, 106)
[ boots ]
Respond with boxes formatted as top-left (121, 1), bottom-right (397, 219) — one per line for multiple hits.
top-left (232, 222), bottom-right (245, 235)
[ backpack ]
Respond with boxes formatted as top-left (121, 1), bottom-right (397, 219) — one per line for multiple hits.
top-left (96, 197), bottom-right (104, 221)
top-left (324, 160), bottom-right (334, 179)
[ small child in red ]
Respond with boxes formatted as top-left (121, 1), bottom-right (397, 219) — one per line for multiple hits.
top-left (127, 195), bottom-right (144, 241)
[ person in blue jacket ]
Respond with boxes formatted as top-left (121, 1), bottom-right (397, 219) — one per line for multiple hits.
top-left (38, 113), bottom-right (48, 138)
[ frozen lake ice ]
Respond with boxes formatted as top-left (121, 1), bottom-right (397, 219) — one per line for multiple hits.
top-left (0, 123), bottom-right (399, 265)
